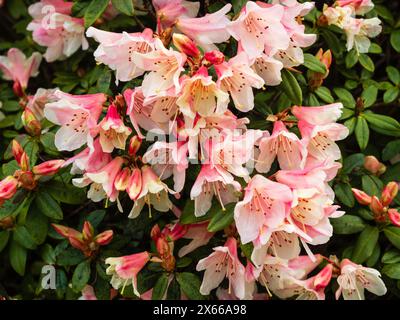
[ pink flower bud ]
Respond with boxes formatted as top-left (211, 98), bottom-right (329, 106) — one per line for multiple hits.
top-left (370, 196), bottom-right (384, 215)
top-left (14, 170), bottom-right (36, 190)
top-left (12, 140), bottom-right (24, 165)
top-left (52, 223), bottom-right (81, 239)
top-left (314, 264), bottom-right (333, 291)
top-left (381, 182), bottom-right (399, 207)
top-left (32, 159), bottom-right (65, 176)
top-left (364, 155), bottom-right (386, 176)
top-left (163, 223), bottom-right (187, 241)
top-left (173, 33), bottom-right (200, 59)
top-left (13, 81), bottom-right (24, 98)
top-left (204, 50), bottom-right (225, 66)
top-left (128, 135), bottom-right (142, 157)
top-left (82, 221), bottom-right (94, 241)
top-left (388, 209), bottom-right (400, 227)
top-left (352, 188), bottom-right (372, 205)
top-left (22, 108), bottom-right (41, 136)
top-left (94, 230), bottom-right (114, 246)
top-left (127, 167), bottom-right (142, 200)
top-left (114, 167), bottom-right (131, 191)
top-left (19, 152), bottom-right (30, 172)
top-left (0, 176), bottom-right (18, 200)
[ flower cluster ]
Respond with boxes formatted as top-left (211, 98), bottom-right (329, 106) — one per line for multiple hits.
top-left (0, 0), bottom-right (390, 301)
top-left (322, 0), bottom-right (382, 53)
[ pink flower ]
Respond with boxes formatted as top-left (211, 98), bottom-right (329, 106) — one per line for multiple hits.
top-left (27, 0), bottom-right (88, 62)
top-left (177, 67), bottom-right (229, 119)
top-left (142, 141), bottom-right (189, 193)
top-left (128, 165), bottom-right (175, 219)
top-left (176, 4), bottom-right (232, 51)
top-left (234, 174), bottom-right (293, 244)
top-left (85, 157), bottom-right (125, 202)
top-left (190, 164), bottom-right (241, 217)
top-left (251, 53), bottom-right (283, 86)
top-left (227, 2), bottom-right (289, 60)
top-left (86, 27), bottom-right (154, 83)
top-left (105, 251), bottom-right (150, 297)
top-left (0, 48), bottom-right (42, 91)
top-left (256, 121), bottom-right (306, 173)
top-left (178, 222), bottom-right (214, 257)
top-left (336, 259), bottom-right (387, 300)
top-left (153, 0), bottom-right (200, 29)
top-left (196, 237), bottom-right (246, 299)
top-left (44, 91), bottom-right (106, 151)
top-left (26, 88), bottom-right (58, 120)
top-left (97, 104), bottom-right (132, 153)
top-left (292, 104), bottom-right (349, 161)
top-left (133, 39), bottom-right (186, 97)
top-left (336, 0), bottom-right (374, 15)
top-left (215, 52), bottom-right (264, 112)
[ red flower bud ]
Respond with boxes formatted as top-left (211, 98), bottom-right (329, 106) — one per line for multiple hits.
top-left (12, 140), bottom-right (24, 165)
top-left (388, 209), bottom-right (400, 227)
top-left (32, 159), bottom-right (65, 176)
top-left (370, 196), bottom-right (384, 215)
top-left (204, 50), bottom-right (225, 66)
top-left (94, 230), bottom-right (114, 246)
top-left (381, 182), bottom-right (399, 207)
top-left (173, 33), bottom-right (200, 59)
top-left (12, 81), bottom-right (24, 98)
top-left (0, 176), bottom-right (18, 201)
top-left (82, 221), bottom-right (94, 241)
top-left (128, 135), bottom-right (142, 157)
top-left (352, 188), bottom-right (372, 205)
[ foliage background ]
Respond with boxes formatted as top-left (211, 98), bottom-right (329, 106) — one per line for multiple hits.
top-left (0, 0), bottom-right (400, 300)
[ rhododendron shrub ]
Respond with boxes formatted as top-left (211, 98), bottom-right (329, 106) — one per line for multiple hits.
top-left (0, 0), bottom-right (399, 301)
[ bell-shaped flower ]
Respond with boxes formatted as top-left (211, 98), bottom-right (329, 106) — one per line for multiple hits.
top-left (177, 67), bottom-right (229, 119)
top-left (44, 91), bottom-right (106, 151)
top-left (178, 222), bottom-right (214, 257)
top-left (86, 27), bottom-right (154, 83)
top-left (133, 38), bottom-right (186, 97)
top-left (215, 52), bottom-right (264, 112)
top-left (196, 237), bottom-right (246, 299)
top-left (0, 48), bottom-right (42, 91)
top-left (256, 121), bottom-right (306, 173)
top-left (234, 174), bottom-right (293, 245)
top-left (26, 88), bottom-right (58, 121)
top-left (97, 104), bottom-right (132, 153)
top-left (153, 0), bottom-right (200, 29)
top-left (336, 259), bottom-right (387, 300)
top-left (251, 53), bottom-right (283, 86)
top-left (227, 2), bottom-right (289, 60)
top-left (190, 164), bottom-right (241, 217)
top-left (105, 251), bottom-right (150, 297)
top-left (176, 4), bottom-right (232, 51)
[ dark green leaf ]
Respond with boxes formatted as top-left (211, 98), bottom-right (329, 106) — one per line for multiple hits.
top-left (331, 215), bottom-right (366, 235)
top-left (303, 53), bottom-right (327, 73)
top-left (84, 0), bottom-right (109, 28)
top-left (384, 227), bottom-right (400, 250)
top-left (382, 264), bottom-right (400, 280)
top-left (355, 116), bottom-right (369, 150)
top-left (334, 183), bottom-right (355, 207)
top-left (280, 69), bottom-right (302, 105)
top-left (9, 240), bottom-right (27, 276)
top-left (72, 260), bottom-right (91, 291)
top-left (152, 273), bottom-right (169, 300)
top-left (35, 192), bottom-right (63, 220)
top-left (364, 112), bottom-right (400, 137)
top-left (176, 272), bottom-right (206, 300)
top-left (111, 0), bottom-right (135, 16)
top-left (207, 203), bottom-right (235, 232)
top-left (359, 54), bottom-right (375, 72)
top-left (351, 226), bottom-right (379, 264)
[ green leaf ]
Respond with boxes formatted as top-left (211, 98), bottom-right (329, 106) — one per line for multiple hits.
top-left (232, 0), bottom-right (247, 14)
top-left (72, 260), bottom-right (91, 292)
top-left (314, 86), bottom-right (334, 103)
top-left (84, 0), bottom-right (109, 28)
top-left (351, 226), bottom-right (379, 264)
top-left (25, 206), bottom-right (48, 245)
top-left (40, 132), bottom-right (60, 156)
top-left (0, 231), bottom-right (10, 253)
top-left (361, 175), bottom-right (383, 197)
top-left (333, 88), bottom-right (355, 108)
top-left (345, 49), bottom-right (358, 68)
top-left (57, 247), bottom-right (86, 266)
top-left (387, 66), bottom-right (400, 85)
top-left (366, 243), bottom-right (380, 267)
top-left (384, 86), bottom-right (400, 103)
top-left (384, 227), bottom-right (400, 250)
top-left (359, 54), bottom-right (375, 72)
top-left (390, 29), bottom-right (400, 52)
top-left (364, 112), bottom-right (400, 137)
top-left (331, 215), bottom-right (366, 235)
top-left (357, 208), bottom-right (374, 221)
top-left (96, 69), bottom-right (111, 92)
top-left (321, 29), bottom-right (343, 58)
top-left (382, 250), bottom-right (400, 264)
top-left (111, 0), bottom-right (134, 16)
top-left (46, 181), bottom-right (87, 205)
top-left (176, 257), bottom-right (192, 268)
top-left (369, 43), bottom-right (382, 54)
top-left (382, 140), bottom-right (400, 161)
top-left (180, 200), bottom-right (213, 225)
top-left (355, 116), bottom-right (369, 150)
top-left (13, 226), bottom-right (37, 250)
top-left (361, 86), bottom-right (378, 108)
top-left (9, 240), bottom-right (27, 276)
top-left (207, 203), bottom-right (235, 232)
top-left (35, 192), bottom-right (63, 220)
top-left (344, 117), bottom-right (356, 135)
top-left (334, 183), bottom-right (355, 207)
top-left (152, 273), bottom-right (169, 300)
top-left (167, 278), bottom-right (181, 300)
top-left (176, 272), bottom-right (206, 300)
top-left (382, 264), bottom-right (400, 280)
top-left (342, 153), bottom-right (364, 174)
top-left (280, 69), bottom-right (302, 105)
top-left (375, 4), bottom-right (394, 25)
top-left (303, 53), bottom-right (327, 73)
top-left (340, 107), bottom-right (355, 120)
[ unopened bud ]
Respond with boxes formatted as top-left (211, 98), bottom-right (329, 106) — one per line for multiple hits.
top-left (94, 230), bottom-right (113, 246)
top-left (52, 223), bottom-right (81, 239)
top-left (19, 152), bottom-right (30, 172)
top-left (82, 221), bottom-right (94, 241)
top-left (381, 182), bottom-right (399, 207)
top-left (163, 223), bottom-right (187, 241)
top-left (22, 108), bottom-right (41, 136)
top-left (352, 188), bottom-right (372, 205)
top-left (12, 81), bottom-right (24, 98)
top-left (370, 196), bottom-right (384, 215)
top-left (0, 176), bottom-right (18, 200)
top-left (128, 135), bottom-right (142, 157)
top-left (14, 170), bottom-right (36, 190)
top-left (364, 155), bottom-right (386, 176)
top-left (150, 224), bottom-right (162, 242)
top-left (204, 50), bottom-right (225, 66)
top-left (32, 159), bottom-right (65, 176)
top-left (12, 140), bottom-right (24, 165)
top-left (388, 209), bottom-right (400, 227)
top-left (127, 168), bottom-right (142, 201)
top-left (314, 264), bottom-right (333, 291)
top-left (173, 33), bottom-right (201, 59)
